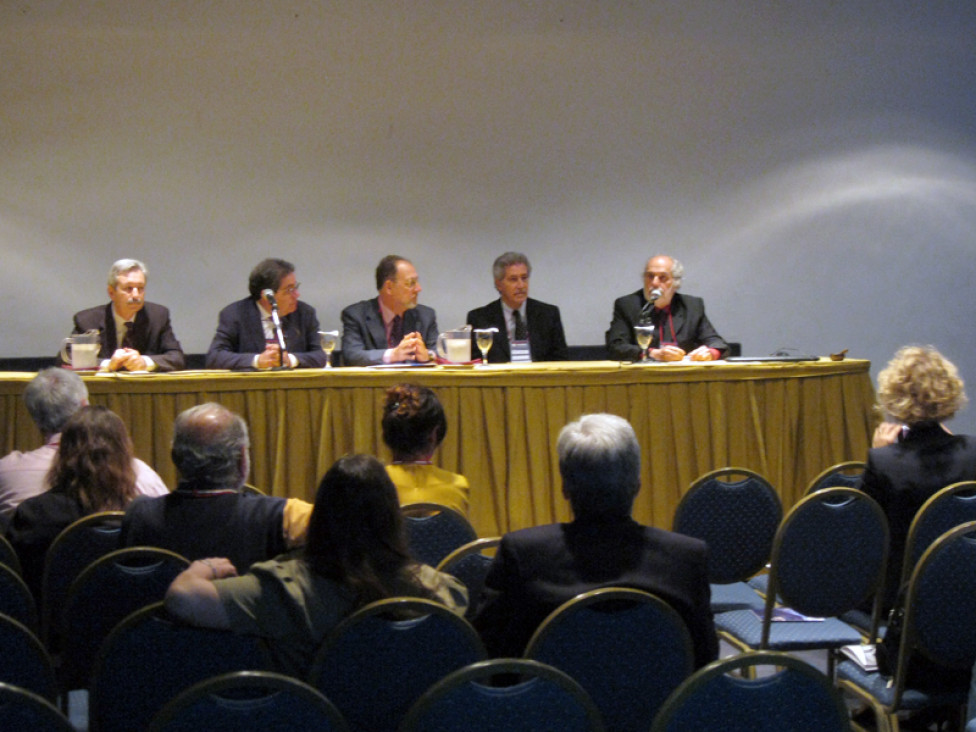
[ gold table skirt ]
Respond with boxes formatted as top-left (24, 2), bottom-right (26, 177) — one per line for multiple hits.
top-left (0, 359), bottom-right (876, 538)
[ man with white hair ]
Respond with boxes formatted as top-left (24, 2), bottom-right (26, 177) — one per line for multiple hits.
top-left (0, 368), bottom-right (168, 518)
top-left (606, 254), bottom-right (727, 362)
top-left (473, 413), bottom-right (717, 668)
top-left (61, 258), bottom-right (185, 371)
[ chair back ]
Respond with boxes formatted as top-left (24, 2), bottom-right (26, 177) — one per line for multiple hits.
top-left (401, 502), bottom-right (478, 567)
top-left (0, 613), bottom-right (58, 702)
top-left (900, 521), bottom-right (976, 674)
top-left (309, 596), bottom-right (485, 732)
top-left (902, 481), bottom-right (976, 587)
top-left (0, 533), bottom-right (21, 575)
top-left (435, 537), bottom-right (500, 614)
top-left (525, 587), bottom-right (694, 732)
top-left (60, 546), bottom-right (189, 690)
top-left (651, 650), bottom-right (849, 732)
top-left (91, 602), bottom-right (270, 732)
top-left (673, 468), bottom-right (782, 583)
top-left (0, 563), bottom-right (37, 631)
top-left (147, 670), bottom-right (348, 732)
top-left (805, 460), bottom-right (867, 494)
top-left (762, 487), bottom-right (887, 644)
top-left (401, 658), bottom-right (606, 732)
top-left (0, 681), bottom-right (74, 731)
top-left (40, 511), bottom-right (123, 646)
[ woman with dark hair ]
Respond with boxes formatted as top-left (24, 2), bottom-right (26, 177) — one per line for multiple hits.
top-left (382, 383), bottom-right (470, 515)
top-left (164, 454), bottom-right (467, 678)
top-left (7, 404), bottom-right (140, 599)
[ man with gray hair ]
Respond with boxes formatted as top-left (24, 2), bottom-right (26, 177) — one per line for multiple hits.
top-left (466, 252), bottom-right (568, 363)
top-left (0, 368), bottom-right (168, 517)
top-left (61, 258), bottom-right (185, 371)
top-left (120, 402), bottom-right (312, 571)
top-left (473, 413), bottom-right (717, 668)
top-left (606, 254), bottom-right (728, 362)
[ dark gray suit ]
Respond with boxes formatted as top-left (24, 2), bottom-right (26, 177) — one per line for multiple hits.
top-left (62, 302), bottom-right (185, 371)
top-left (205, 297), bottom-right (325, 370)
top-left (340, 298), bottom-right (438, 366)
top-left (605, 290), bottom-right (728, 361)
top-left (465, 298), bottom-right (569, 363)
top-left (473, 518), bottom-right (717, 668)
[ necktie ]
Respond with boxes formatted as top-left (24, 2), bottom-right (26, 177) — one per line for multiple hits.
top-left (389, 315), bottom-right (404, 347)
top-left (513, 309), bottom-right (528, 341)
top-left (121, 322), bottom-right (135, 349)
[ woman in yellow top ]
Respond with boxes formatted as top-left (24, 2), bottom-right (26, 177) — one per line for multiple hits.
top-left (382, 383), bottom-right (470, 515)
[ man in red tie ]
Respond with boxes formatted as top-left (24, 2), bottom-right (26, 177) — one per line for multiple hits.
top-left (340, 255), bottom-right (439, 366)
top-left (61, 259), bottom-right (185, 372)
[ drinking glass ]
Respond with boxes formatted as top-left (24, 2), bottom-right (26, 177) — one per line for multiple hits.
top-left (318, 330), bottom-right (339, 368)
top-left (473, 328), bottom-right (496, 366)
top-left (634, 325), bottom-right (655, 362)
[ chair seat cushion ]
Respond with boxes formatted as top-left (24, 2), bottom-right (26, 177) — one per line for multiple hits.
top-left (715, 609), bottom-right (863, 650)
top-left (710, 582), bottom-right (765, 613)
top-left (836, 659), bottom-right (968, 711)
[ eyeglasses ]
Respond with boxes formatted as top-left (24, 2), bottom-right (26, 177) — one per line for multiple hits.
top-left (278, 283), bottom-right (301, 295)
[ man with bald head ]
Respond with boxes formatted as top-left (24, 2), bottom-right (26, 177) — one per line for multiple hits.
top-left (606, 255), bottom-right (728, 362)
top-left (120, 403), bottom-right (311, 572)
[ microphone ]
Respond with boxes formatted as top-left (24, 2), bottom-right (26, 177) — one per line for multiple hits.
top-left (261, 288), bottom-right (286, 367)
top-left (261, 289), bottom-right (277, 309)
top-left (640, 288), bottom-right (664, 320)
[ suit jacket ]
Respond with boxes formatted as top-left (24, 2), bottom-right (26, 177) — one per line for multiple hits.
top-left (340, 298), bottom-right (438, 366)
top-left (465, 298), bottom-right (569, 363)
top-left (205, 297), bottom-right (326, 370)
top-left (62, 302), bottom-right (185, 371)
top-left (472, 518), bottom-right (718, 668)
top-left (858, 421), bottom-right (976, 612)
top-left (605, 290), bottom-right (728, 361)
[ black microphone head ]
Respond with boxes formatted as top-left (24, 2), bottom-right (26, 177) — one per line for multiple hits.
top-left (261, 288), bottom-right (276, 303)
top-left (649, 288), bottom-right (663, 302)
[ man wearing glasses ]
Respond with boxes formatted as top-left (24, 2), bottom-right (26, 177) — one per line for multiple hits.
top-left (340, 254), bottom-right (438, 366)
top-left (206, 258), bottom-right (326, 370)
top-left (606, 255), bottom-right (728, 362)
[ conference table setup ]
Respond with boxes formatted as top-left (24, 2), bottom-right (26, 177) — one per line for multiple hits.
top-left (0, 358), bottom-right (876, 538)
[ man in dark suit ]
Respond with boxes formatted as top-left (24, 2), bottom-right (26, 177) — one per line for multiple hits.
top-left (61, 259), bottom-right (185, 371)
top-left (206, 258), bottom-right (326, 370)
top-left (340, 254), bottom-right (438, 366)
top-left (473, 413), bottom-right (717, 668)
top-left (465, 252), bottom-right (568, 363)
top-left (606, 255), bottom-right (728, 362)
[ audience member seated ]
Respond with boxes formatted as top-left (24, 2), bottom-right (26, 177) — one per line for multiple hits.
top-left (0, 368), bottom-right (167, 520)
top-left (473, 413), bottom-right (717, 668)
top-left (6, 405), bottom-right (143, 599)
top-left (382, 383), bottom-right (470, 515)
top-left (164, 454), bottom-right (467, 678)
top-left (120, 402), bottom-right (312, 572)
top-left (856, 345), bottom-right (976, 614)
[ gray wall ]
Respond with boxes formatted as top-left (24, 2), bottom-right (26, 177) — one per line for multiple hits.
top-left (4, 1), bottom-right (976, 432)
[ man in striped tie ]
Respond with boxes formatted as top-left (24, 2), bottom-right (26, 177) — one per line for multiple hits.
top-left (466, 252), bottom-right (568, 364)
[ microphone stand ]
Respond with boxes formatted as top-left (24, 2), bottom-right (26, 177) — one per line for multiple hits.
top-left (269, 303), bottom-right (288, 369)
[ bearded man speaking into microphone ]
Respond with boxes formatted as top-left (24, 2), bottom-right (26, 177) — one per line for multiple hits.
top-left (606, 255), bottom-right (728, 362)
top-left (206, 258), bottom-right (326, 370)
